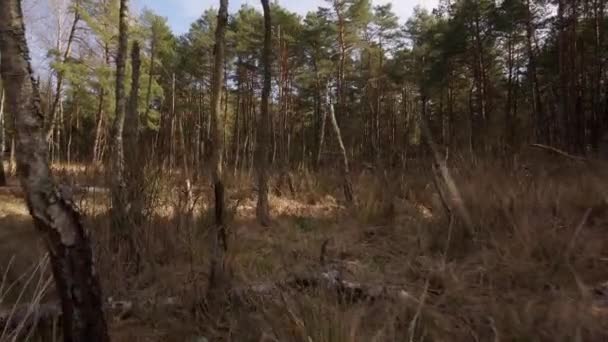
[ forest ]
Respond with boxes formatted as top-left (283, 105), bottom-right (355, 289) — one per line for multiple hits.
top-left (0, 0), bottom-right (608, 340)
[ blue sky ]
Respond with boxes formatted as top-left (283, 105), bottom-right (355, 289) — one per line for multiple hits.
top-left (135, 0), bottom-right (439, 35)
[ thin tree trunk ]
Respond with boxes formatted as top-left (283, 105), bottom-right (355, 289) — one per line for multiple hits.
top-left (207, 0), bottom-right (230, 301)
top-left (505, 33), bottom-right (514, 152)
top-left (316, 99), bottom-right (327, 169)
top-left (9, 137), bottom-right (15, 175)
top-left (0, 89), bottom-right (6, 186)
top-left (0, 1), bottom-right (109, 340)
top-left (92, 88), bottom-right (105, 163)
top-left (45, 1), bottom-right (80, 143)
top-left (67, 98), bottom-right (77, 165)
top-left (313, 66), bottom-right (323, 169)
top-left (326, 85), bottom-right (354, 204)
top-left (110, 0), bottom-right (130, 232)
top-left (525, 0), bottom-right (546, 144)
top-left (256, 0), bottom-right (272, 226)
top-left (333, 1), bottom-right (347, 123)
top-left (143, 30), bottom-right (156, 123)
top-left (233, 65), bottom-right (242, 175)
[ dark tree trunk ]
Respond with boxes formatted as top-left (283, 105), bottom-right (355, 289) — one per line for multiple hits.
top-left (525, 0), bottom-right (546, 144)
top-left (0, 1), bottom-right (109, 341)
top-left (0, 88), bottom-right (6, 187)
top-left (256, 0), bottom-right (272, 226)
top-left (207, 0), bottom-right (230, 301)
top-left (125, 41), bottom-right (143, 225)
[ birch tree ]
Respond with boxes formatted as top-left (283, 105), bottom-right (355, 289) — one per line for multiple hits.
top-left (0, 1), bottom-right (108, 340)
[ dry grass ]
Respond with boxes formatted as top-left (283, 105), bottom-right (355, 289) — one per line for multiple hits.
top-left (1, 156), bottom-right (608, 341)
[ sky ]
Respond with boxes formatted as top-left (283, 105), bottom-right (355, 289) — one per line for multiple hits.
top-left (135, 0), bottom-right (439, 35)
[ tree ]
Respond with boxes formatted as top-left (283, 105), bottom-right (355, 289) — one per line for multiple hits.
top-left (0, 87), bottom-right (6, 187)
top-left (256, 0), bottom-right (272, 226)
top-left (125, 40), bottom-right (144, 226)
top-left (327, 85), bottom-right (354, 203)
top-left (110, 0), bottom-right (129, 234)
top-left (301, 10), bottom-right (334, 169)
top-left (207, 0), bottom-right (230, 300)
top-left (0, 0), bottom-right (109, 340)
top-left (141, 9), bottom-right (174, 131)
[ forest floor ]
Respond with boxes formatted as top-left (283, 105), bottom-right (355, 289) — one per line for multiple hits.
top-left (2, 154), bottom-right (608, 341)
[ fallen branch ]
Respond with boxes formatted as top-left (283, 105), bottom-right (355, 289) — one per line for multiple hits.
top-left (530, 144), bottom-right (588, 163)
top-left (232, 269), bottom-right (417, 304)
top-left (419, 116), bottom-right (474, 234)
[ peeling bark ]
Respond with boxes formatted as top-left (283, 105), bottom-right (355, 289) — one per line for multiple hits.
top-left (0, 1), bottom-right (109, 341)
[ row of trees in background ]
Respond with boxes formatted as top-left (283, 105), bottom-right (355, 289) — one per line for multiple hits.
top-left (1, 0), bottom-right (606, 179)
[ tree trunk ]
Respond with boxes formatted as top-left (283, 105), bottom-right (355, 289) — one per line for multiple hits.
top-left (256, 0), bottom-right (272, 226)
top-left (0, 88), bottom-right (6, 186)
top-left (125, 41), bottom-right (143, 225)
top-left (505, 33), bottom-right (515, 152)
top-left (525, 0), bottom-right (546, 144)
top-left (92, 87), bottom-right (105, 163)
top-left (313, 67), bottom-right (325, 170)
top-left (0, 1), bottom-right (109, 341)
top-left (334, 1), bottom-right (347, 121)
top-left (110, 0), bottom-right (130, 233)
top-left (207, 0), bottom-right (230, 301)
top-left (143, 29), bottom-right (156, 124)
top-left (326, 85), bottom-right (354, 204)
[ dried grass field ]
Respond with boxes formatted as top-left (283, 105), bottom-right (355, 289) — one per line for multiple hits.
top-left (1, 154), bottom-right (608, 341)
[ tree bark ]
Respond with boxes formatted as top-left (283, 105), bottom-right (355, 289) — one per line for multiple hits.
top-left (0, 1), bottom-right (109, 341)
top-left (143, 28), bottom-right (156, 125)
top-left (0, 88), bottom-right (6, 186)
top-left (92, 87), bottom-right (105, 163)
top-left (110, 0), bottom-right (130, 232)
top-left (256, 0), bottom-right (272, 226)
top-left (525, 0), bottom-right (546, 144)
top-left (314, 67), bottom-right (326, 170)
top-left (326, 86), bottom-right (354, 204)
top-left (125, 41), bottom-right (143, 225)
top-left (207, 0), bottom-right (230, 301)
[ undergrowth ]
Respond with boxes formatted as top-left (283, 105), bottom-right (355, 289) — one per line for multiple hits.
top-left (1, 156), bottom-right (608, 341)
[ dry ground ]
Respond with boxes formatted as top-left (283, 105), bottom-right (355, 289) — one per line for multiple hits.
top-left (2, 154), bottom-right (608, 341)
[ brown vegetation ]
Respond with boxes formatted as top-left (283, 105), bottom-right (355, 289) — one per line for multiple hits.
top-left (1, 154), bottom-right (607, 341)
